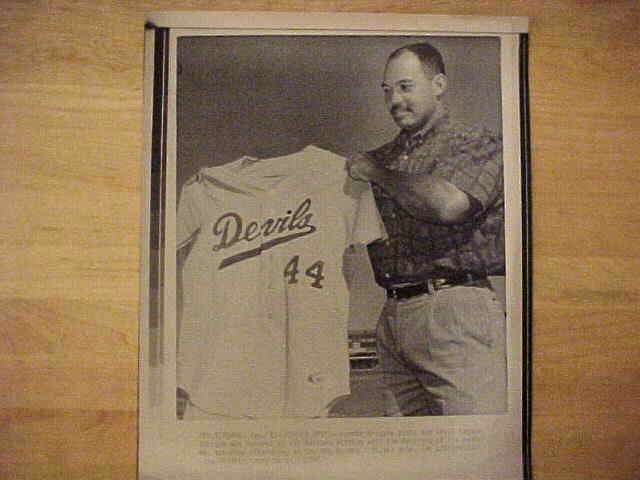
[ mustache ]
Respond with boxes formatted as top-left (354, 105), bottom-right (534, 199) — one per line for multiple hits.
top-left (390, 106), bottom-right (411, 115)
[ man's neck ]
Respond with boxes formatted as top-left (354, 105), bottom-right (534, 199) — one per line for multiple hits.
top-left (401, 103), bottom-right (448, 143)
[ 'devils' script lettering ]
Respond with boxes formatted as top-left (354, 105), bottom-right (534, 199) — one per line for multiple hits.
top-left (211, 198), bottom-right (316, 269)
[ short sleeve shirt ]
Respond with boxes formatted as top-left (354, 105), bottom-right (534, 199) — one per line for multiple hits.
top-left (367, 113), bottom-right (505, 288)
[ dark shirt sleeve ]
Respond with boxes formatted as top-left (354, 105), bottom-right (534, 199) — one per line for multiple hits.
top-left (433, 131), bottom-right (503, 212)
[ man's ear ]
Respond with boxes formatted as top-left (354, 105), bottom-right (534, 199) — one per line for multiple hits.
top-left (431, 73), bottom-right (448, 97)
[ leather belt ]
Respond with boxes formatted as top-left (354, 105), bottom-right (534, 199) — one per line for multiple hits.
top-left (386, 274), bottom-right (490, 300)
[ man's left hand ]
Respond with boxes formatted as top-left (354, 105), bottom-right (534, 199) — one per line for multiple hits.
top-left (346, 153), bottom-right (380, 183)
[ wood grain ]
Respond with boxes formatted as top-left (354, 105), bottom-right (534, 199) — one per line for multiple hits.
top-left (1, 1), bottom-right (639, 479)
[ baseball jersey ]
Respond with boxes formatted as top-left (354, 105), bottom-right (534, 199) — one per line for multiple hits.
top-left (177, 145), bottom-right (385, 418)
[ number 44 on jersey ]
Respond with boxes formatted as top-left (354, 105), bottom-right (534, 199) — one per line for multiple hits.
top-left (283, 255), bottom-right (325, 289)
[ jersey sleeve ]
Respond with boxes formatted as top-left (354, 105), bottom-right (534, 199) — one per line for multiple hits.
top-left (176, 179), bottom-right (202, 249)
top-left (343, 175), bottom-right (387, 247)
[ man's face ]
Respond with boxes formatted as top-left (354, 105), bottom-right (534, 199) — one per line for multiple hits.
top-left (382, 51), bottom-right (444, 132)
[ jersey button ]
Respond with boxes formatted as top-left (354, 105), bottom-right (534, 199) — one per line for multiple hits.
top-left (307, 373), bottom-right (326, 385)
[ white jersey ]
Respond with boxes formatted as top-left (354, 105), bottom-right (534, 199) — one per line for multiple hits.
top-left (177, 146), bottom-right (384, 418)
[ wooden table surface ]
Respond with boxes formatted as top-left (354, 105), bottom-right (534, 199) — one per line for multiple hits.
top-left (1, 1), bottom-right (639, 479)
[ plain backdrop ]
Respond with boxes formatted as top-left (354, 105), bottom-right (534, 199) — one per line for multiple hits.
top-left (176, 35), bottom-right (501, 191)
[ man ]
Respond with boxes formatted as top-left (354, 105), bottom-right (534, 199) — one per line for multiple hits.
top-left (347, 42), bottom-right (506, 415)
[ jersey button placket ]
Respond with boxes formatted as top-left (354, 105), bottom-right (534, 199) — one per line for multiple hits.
top-left (262, 193), bottom-right (275, 321)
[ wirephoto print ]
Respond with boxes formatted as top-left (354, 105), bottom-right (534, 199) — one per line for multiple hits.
top-left (175, 34), bottom-right (506, 420)
top-left (139, 12), bottom-right (530, 480)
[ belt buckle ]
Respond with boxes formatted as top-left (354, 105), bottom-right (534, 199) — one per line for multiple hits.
top-left (432, 278), bottom-right (450, 291)
top-left (425, 279), bottom-right (436, 294)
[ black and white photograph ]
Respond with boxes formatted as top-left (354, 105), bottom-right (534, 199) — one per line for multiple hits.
top-left (139, 12), bottom-right (530, 480)
top-left (174, 34), bottom-right (506, 420)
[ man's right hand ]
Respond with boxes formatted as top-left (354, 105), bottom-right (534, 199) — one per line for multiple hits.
top-left (346, 153), bottom-right (381, 183)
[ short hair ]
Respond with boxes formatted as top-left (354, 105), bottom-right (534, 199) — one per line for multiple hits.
top-left (388, 42), bottom-right (446, 77)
